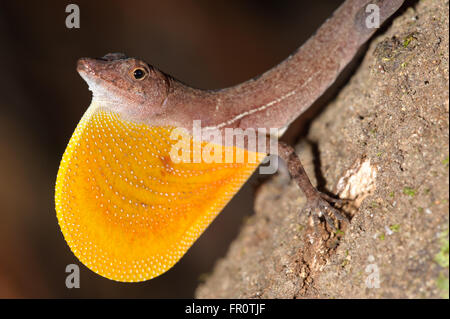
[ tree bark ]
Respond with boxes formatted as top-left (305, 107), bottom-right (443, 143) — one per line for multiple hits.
top-left (196, 0), bottom-right (449, 298)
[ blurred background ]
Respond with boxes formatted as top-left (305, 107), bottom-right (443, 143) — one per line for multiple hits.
top-left (0, 0), bottom-right (344, 298)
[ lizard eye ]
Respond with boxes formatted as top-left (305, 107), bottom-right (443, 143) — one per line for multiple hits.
top-left (132, 67), bottom-right (147, 80)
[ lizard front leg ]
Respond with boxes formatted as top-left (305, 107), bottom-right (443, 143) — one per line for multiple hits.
top-left (277, 141), bottom-right (347, 231)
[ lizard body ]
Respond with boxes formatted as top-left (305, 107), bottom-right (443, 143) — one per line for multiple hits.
top-left (56, 0), bottom-right (405, 282)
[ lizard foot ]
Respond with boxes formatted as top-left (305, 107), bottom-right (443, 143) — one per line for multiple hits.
top-left (302, 191), bottom-right (348, 232)
top-left (277, 141), bottom-right (348, 233)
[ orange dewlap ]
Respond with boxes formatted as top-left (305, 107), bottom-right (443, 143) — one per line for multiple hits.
top-left (55, 105), bottom-right (265, 282)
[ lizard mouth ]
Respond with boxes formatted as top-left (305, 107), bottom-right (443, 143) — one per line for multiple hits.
top-left (77, 53), bottom-right (128, 77)
top-left (76, 57), bottom-right (123, 105)
top-left (76, 57), bottom-right (98, 83)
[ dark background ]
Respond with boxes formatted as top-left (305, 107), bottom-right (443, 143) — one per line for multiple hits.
top-left (0, 0), bottom-right (344, 298)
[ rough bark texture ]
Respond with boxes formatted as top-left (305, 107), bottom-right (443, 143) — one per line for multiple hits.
top-left (196, 0), bottom-right (449, 299)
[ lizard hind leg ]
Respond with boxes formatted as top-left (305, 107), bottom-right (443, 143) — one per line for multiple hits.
top-left (277, 141), bottom-right (348, 232)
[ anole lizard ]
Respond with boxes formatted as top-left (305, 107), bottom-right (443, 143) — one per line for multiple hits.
top-left (55, 0), bottom-right (405, 282)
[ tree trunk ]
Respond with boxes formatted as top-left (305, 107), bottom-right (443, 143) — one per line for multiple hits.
top-left (196, 0), bottom-right (449, 298)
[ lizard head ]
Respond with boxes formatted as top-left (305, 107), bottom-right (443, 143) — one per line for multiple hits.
top-left (77, 53), bottom-right (171, 120)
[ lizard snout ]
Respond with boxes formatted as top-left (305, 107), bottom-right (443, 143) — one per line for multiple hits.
top-left (76, 57), bottom-right (95, 75)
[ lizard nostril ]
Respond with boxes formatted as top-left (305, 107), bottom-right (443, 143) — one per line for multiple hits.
top-left (101, 53), bottom-right (128, 61)
top-left (76, 58), bottom-right (90, 73)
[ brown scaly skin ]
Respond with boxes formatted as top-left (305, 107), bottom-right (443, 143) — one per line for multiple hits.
top-left (77, 0), bottom-right (405, 230)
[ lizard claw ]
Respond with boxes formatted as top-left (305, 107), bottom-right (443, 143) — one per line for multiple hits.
top-left (302, 191), bottom-right (348, 232)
